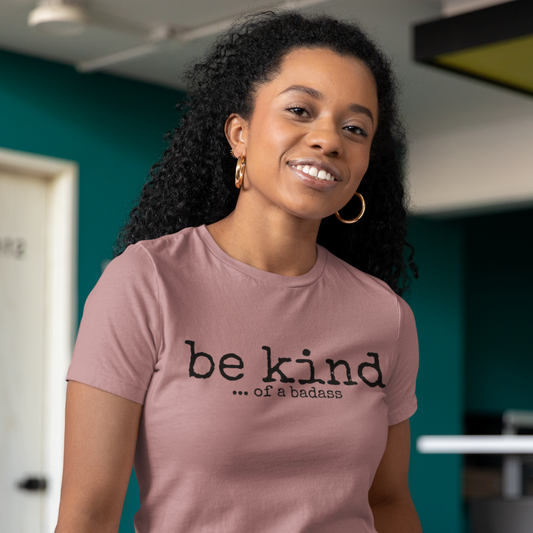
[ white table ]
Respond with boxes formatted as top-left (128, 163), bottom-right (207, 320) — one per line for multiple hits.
top-left (416, 435), bottom-right (533, 498)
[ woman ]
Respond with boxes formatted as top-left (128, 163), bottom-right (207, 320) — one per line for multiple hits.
top-left (56, 11), bottom-right (421, 533)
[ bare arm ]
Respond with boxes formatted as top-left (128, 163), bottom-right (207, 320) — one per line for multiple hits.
top-left (368, 419), bottom-right (423, 533)
top-left (55, 381), bottom-right (143, 533)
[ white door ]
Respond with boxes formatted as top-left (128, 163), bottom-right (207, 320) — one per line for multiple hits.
top-left (0, 170), bottom-right (49, 533)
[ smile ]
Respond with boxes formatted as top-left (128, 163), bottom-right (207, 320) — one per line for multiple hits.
top-left (288, 164), bottom-right (340, 191)
top-left (293, 165), bottom-right (335, 182)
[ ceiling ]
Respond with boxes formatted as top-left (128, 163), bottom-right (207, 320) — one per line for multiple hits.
top-left (1, 0), bottom-right (531, 138)
top-left (0, 0), bottom-right (438, 89)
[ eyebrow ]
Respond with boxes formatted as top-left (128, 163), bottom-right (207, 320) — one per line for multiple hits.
top-left (279, 84), bottom-right (374, 124)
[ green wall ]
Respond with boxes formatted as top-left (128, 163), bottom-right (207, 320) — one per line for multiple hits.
top-left (0, 48), bottom-right (185, 532)
top-left (0, 49), bottom-right (186, 321)
top-left (406, 208), bottom-right (533, 532)
top-left (407, 218), bottom-right (465, 533)
top-left (464, 208), bottom-right (533, 414)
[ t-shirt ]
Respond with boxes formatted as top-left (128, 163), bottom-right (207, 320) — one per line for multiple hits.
top-left (67, 224), bottom-right (418, 533)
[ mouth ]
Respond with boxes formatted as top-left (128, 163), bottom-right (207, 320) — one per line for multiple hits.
top-left (287, 159), bottom-right (342, 191)
top-left (287, 159), bottom-right (342, 183)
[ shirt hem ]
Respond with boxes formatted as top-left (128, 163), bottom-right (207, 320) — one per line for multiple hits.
top-left (388, 399), bottom-right (417, 426)
top-left (66, 370), bottom-right (146, 404)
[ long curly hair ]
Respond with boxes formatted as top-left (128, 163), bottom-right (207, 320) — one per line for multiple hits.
top-left (114, 10), bottom-right (417, 295)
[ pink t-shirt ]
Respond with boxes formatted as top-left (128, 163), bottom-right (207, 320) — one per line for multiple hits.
top-left (67, 225), bottom-right (418, 533)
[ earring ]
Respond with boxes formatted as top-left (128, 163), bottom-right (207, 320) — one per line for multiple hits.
top-left (235, 155), bottom-right (246, 189)
top-left (335, 192), bottom-right (365, 224)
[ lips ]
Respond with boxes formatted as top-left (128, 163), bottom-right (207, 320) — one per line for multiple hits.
top-left (288, 164), bottom-right (340, 191)
top-left (287, 159), bottom-right (342, 182)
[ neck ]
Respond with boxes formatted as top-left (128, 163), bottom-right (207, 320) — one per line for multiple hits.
top-left (207, 197), bottom-right (321, 277)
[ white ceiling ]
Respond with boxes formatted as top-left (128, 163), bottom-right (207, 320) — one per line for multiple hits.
top-left (1, 0), bottom-right (531, 139)
top-left (0, 0), bottom-right (437, 90)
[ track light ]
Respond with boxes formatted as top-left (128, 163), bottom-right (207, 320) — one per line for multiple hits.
top-left (28, 0), bottom-right (88, 37)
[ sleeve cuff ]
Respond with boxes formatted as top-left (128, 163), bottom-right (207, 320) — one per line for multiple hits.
top-left (388, 399), bottom-right (417, 426)
top-left (66, 369), bottom-right (147, 405)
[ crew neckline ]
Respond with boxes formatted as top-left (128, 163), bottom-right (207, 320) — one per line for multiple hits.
top-left (196, 224), bottom-right (327, 288)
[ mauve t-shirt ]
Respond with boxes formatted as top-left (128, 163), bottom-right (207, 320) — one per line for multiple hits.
top-left (67, 224), bottom-right (418, 533)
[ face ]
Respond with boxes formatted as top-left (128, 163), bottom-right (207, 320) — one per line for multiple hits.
top-left (227, 47), bottom-right (379, 222)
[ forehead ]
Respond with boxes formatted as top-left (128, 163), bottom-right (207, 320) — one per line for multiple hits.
top-left (257, 47), bottom-right (378, 107)
top-left (280, 47), bottom-right (371, 74)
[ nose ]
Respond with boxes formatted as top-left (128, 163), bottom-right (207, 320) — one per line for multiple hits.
top-left (305, 119), bottom-right (343, 157)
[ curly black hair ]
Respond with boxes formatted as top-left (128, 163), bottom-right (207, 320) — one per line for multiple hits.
top-left (114, 10), bottom-right (417, 295)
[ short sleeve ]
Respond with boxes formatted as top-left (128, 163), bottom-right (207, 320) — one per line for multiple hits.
top-left (385, 296), bottom-right (419, 425)
top-left (67, 243), bottom-right (160, 404)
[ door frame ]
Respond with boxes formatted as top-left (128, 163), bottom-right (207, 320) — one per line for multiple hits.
top-left (0, 147), bottom-right (78, 532)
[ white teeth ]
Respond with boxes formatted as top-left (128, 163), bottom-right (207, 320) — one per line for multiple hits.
top-left (294, 164), bottom-right (335, 182)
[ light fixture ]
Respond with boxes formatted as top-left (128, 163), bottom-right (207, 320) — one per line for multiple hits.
top-left (413, 0), bottom-right (533, 97)
top-left (28, 0), bottom-right (88, 37)
top-left (27, 0), bottom-right (334, 72)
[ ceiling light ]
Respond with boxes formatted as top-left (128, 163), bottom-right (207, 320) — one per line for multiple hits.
top-left (28, 0), bottom-right (88, 37)
top-left (413, 0), bottom-right (533, 97)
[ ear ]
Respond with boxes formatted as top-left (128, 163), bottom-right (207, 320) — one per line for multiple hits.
top-left (225, 113), bottom-right (248, 158)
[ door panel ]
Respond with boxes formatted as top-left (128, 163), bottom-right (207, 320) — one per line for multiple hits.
top-left (0, 171), bottom-right (48, 533)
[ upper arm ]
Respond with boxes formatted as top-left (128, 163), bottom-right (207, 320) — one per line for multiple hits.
top-left (368, 419), bottom-right (412, 508)
top-left (56, 381), bottom-right (143, 533)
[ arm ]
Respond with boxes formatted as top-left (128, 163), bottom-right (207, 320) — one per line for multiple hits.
top-left (55, 381), bottom-right (143, 533)
top-left (368, 419), bottom-right (423, 533)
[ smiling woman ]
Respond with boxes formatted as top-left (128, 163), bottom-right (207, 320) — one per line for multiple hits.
top-left (115, 11), bottom-right (416, 294)
top-left (226, 48), bottom-right (377, 223)
top-left (56, 10), bottom-right (421, 533)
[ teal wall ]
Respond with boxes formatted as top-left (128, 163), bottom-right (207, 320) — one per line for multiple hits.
top-left (407, 218), bottom-right (465, 533)
top-left (0, 48), bottom-right (185, 532)
top-left (406, 208), bottom-right (533, 533)
top-left (464, 208), bottom-right (533, 414)
top-left (0, 49), bottom-right (186, 321)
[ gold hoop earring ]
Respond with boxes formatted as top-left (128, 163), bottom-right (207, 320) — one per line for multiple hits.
top-left (335, 192), bottom-right (365, 224)
top-left (235, 156), bottom-right (246, 189)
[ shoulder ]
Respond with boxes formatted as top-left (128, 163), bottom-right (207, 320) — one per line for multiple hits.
top-left (112, 226), bottom-right (202, 273)
top-left (129, 226), bottom-right (199, 261)
top-left (91, 227), bottom-right (201, 304)
top-left (321, 247), bottom-right (416, 333)
top-left (322, 246), bottom-right (401, 304)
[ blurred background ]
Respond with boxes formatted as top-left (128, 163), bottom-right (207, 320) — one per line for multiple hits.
top-left (0, 1), bottom-right (532, 532)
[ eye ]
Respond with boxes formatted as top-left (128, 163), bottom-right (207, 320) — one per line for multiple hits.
top-left (287, 106), bottom-right (309, 117)
top-left (344, 125), bottom-right (369, 138)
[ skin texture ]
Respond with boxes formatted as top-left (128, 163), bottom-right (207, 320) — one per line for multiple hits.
top-left (55, 48), bottom-right (421, 532)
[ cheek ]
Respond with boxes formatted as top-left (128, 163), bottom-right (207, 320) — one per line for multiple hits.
top-left (263, 120), bottom-right (294, 149)
top-left (248, 120), bottom-right (295, 167)
top-left (349, 146), bottom-right (372, 180)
